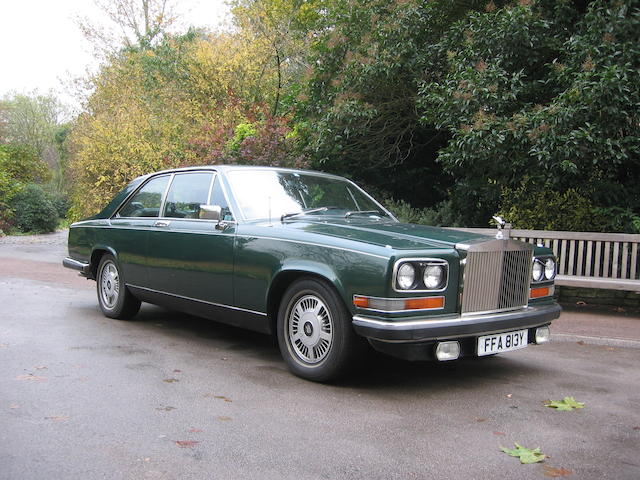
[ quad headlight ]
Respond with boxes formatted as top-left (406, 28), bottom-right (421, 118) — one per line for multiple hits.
top-left (424, 265), bottom-right (446, 290)
top-left (544, 258), bottom-right (556, 280)
top-left (397, 263), bottom-right (416, 290)
top-left (532, 257), bottom-right (557, 283)
top-left (395, 259), bottom-right (448, 291)
top-left (532, 260), bottom-right (544, 282)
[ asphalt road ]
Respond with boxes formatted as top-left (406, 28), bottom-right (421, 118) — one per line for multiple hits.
top-left (1, 232), bottom-right (639, 480)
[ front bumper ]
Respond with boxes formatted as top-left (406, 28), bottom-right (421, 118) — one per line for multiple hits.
top-left (352, 303), bottom-right (561, 343)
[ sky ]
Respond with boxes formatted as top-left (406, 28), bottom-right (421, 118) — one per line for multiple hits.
top-left (0, 0), bottom-right (230, 107)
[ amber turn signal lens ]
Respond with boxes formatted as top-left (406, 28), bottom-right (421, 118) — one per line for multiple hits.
top-left (404, 296), bottom-right (444, 310)
top-left (353, 296), bottom-right (370, 308)
top-left (530, 286), bottom-right (550, 299)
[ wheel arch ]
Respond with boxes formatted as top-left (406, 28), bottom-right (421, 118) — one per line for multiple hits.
top-left (266, 264), bottom-right (348, 336)
top-left (89, 246), bottom-right (118, 280)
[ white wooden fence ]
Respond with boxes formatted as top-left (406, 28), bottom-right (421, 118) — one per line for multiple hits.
top-left (447, 228), bottom-right (640, 292)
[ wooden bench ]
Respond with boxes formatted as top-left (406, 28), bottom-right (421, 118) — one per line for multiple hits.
top-left (446, 228), bottom-right (640, 292)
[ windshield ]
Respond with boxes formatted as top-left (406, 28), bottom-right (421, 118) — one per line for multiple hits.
top-left (226, 170), bottom-right (393, 222)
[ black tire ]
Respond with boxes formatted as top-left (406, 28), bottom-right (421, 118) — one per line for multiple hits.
top-left (96, 254), bottom-right (141, 320)
top-left (277, 277), bottom-right (366, 382)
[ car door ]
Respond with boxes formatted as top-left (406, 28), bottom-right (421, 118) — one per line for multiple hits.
top-left (109, 174), bottom-right (172, 287)
top-left (146, 171), bottom-right (236, 306)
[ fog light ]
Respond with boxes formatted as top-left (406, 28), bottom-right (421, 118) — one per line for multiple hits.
top-left (435, 341), bottom-right (460, 361)
top-left (535, 326), bottom-right (550, 344)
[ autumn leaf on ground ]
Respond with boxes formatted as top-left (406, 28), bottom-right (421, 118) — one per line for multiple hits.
top-left (175, 440), bottom-right (199, 448)
top-left (16, 374), bottom-right (46, 381)
top-left (544, 397), bottom-right (585, 411)
top-left (542, 465), bottom-right (572, 477)
top-left (500, 443), bottom-right (548, 464)
top-left (213, 395), bottom-right (232, 402)
top-left (163, 378), bottom-right (179, 383)
top-left (34, 366), bottom-right (47, 370)
top-left (216, 416), bottom-right (232, 421)
top-left (45, 415), bottom-right (69, 422)
top-left (189, 428), bottom-right (202, 433)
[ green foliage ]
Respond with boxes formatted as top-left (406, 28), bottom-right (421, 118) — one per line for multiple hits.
top-left (0, 144), bottom-right (50, 183)
top-left (500, 443), bottom-right (548, 464)
top-left (227, 122), bottom-right (257, 152)
top-left (498, 179), bottom-right (640, 233)
top-left (418, 0), bottom-right (640, 226)
top-left (544, 397), bottom-right (585, 411)
top-left (9, 183), bottom-right (59, 233)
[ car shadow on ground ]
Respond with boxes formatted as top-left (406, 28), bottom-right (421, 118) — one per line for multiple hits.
top-left (111, 303), bottom-right (548, 393)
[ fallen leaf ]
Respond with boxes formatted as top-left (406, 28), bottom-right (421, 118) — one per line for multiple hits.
top-left (213, 395), bottom-right (232, 402)
top-left (34, 366), bottom-right (47, 370)
top-left (189, 428), bottom-right (202, 433)
top-left (45, 415), bottom-right (69, 422)
top-left (545, 397), bottom-right (585, 411)
top-left (476, 418), bottom-right (487, 422)
top-left (163, 378), bottom-right (179, 383)
top-left (576, 341), bottom-right (585, 346)
top-left (542, 465), bottom-right (572, 477)
top-left (216, 416), bottom-right (232, 421)
top-left (493, 431), bottom-right (506, 436)
top-left (16, 374), bottom-right (46, 382)
top-left (501, 443), bottom-right (547, 464)
top-left (173, 369), bottom-right (182, 373)
top-left (156, 406), bottom-right (176, 411)
top-left (175, 440), bottom-right (199, 448)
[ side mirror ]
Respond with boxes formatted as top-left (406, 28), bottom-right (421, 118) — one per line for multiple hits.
top-left (199, 204), bottom-right (222, 221)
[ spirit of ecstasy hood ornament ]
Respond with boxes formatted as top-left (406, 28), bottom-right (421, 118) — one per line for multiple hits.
top-left (492, 215), bottom-right (508, 239)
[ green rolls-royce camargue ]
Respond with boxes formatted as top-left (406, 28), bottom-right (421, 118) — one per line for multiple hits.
top-left (63, 166), bottom-right (561, 381)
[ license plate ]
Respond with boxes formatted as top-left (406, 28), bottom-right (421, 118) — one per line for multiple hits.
top-left (477, 329), bottom-right (528, 356)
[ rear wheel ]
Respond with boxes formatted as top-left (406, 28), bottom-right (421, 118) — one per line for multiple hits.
top-left (96, 254), bottom-right (141, 320)
top-left (277, 278), bottom-right (365, 382)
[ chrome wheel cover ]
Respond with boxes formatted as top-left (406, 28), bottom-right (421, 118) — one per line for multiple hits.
top-left (287, 294), bottom-right (333, 364)
top-left (99, 261), bottom-right (120, 309)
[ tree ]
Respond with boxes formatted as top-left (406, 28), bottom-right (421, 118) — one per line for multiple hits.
top-left (77, 0), bottom-right (180, 55)
top-left (418, 0), bottom-right (640, 228)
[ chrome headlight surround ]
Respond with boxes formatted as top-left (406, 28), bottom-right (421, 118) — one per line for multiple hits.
top-left (531, 256), bottom-right (556, 283)
top-left (393, 258), bottom-right (449, 292)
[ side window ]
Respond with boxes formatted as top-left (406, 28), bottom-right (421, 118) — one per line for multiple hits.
top-left (163, 172), bottom-right (213, 219)
top-left (118, 175), bottom-right (170, 218)
top-left (210, 176), bottom-right (234, 221)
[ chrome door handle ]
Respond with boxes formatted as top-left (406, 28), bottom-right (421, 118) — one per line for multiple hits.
top-left (154, 220), bottom-right (171, 227)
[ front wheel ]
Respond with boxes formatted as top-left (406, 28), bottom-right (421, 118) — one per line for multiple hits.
top-left (97, 254), bottom-right (141, 320)
top-left (277, 278), bottom-right (365, 382)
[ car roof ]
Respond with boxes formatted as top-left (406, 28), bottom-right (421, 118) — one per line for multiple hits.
top-left (146, 165), bottom-right (348, 181)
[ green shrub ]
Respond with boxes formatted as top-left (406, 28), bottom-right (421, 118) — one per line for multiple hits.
top-left (497, 183), bottom-right (640, 233)
top-left (10, 183), bottom-right (59, 233)
top-left (45, 190), bottom-right (71, 218)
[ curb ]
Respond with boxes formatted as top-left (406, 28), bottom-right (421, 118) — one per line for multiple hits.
top-left (552, 333), bottom-right (640, 349)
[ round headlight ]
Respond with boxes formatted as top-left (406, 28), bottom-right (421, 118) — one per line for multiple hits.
top-left (423, 265), bottom-right (445, 290)
top-left (544, 258), bottom-right (556, 280)
top-left (397, 263), bottom-right (416, 290)
top-left (532, 260), bottom-right (544, 282)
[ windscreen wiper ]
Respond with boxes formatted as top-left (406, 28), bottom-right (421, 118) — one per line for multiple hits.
top-left (344, 210), bottom-right (382, 219)
top-left (281, 206), bottom-right (337, 221)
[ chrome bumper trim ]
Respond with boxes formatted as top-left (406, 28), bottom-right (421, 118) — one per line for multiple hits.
top-left (62, 257), bottom-right (91, 274)
top-left (352, 303), bottom-right (561, 343)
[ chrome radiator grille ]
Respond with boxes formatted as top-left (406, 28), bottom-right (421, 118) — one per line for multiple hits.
top-left (461, 249), bottom-right (532, 314)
